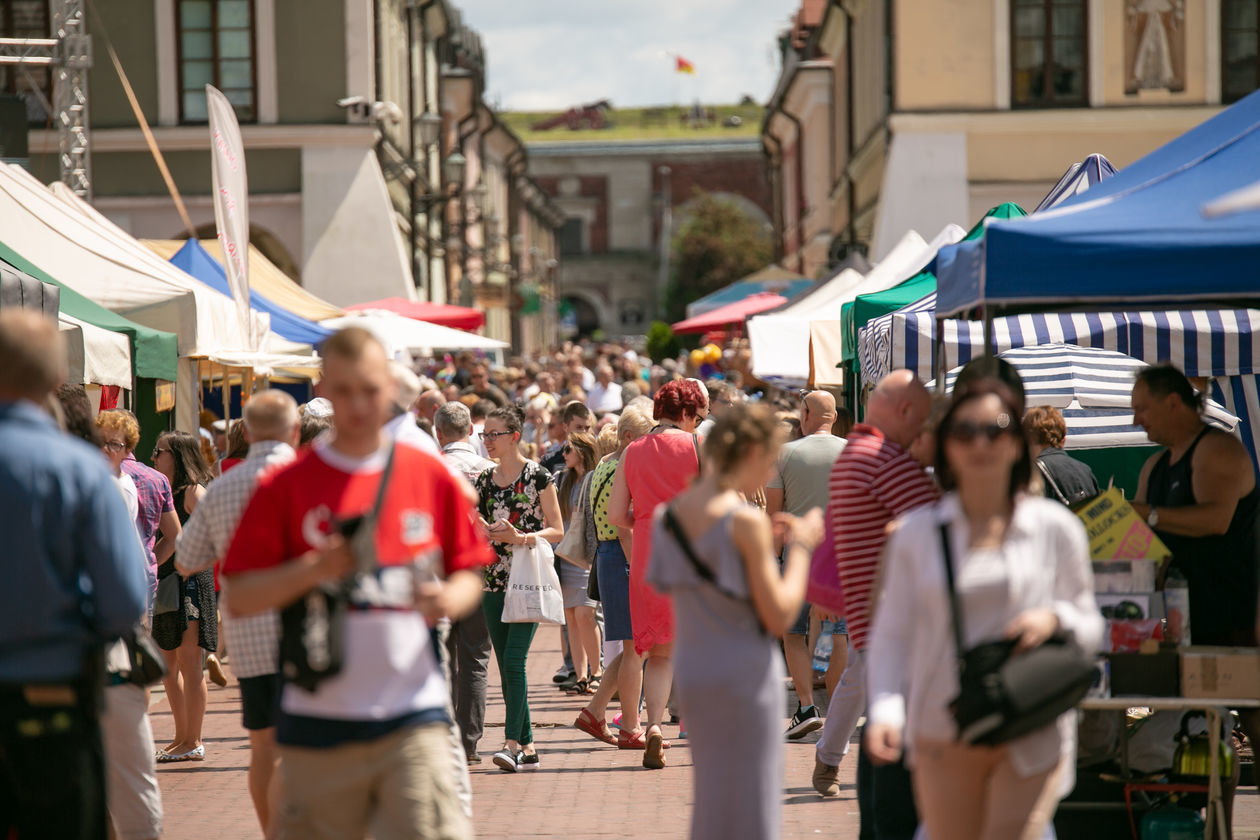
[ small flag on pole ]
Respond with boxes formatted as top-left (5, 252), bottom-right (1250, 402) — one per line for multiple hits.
top-left (675, 55), bottom-right (695, 74)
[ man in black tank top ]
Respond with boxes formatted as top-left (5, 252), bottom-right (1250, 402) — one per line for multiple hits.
top-left (1130, 364), bottom-right (1260, 754)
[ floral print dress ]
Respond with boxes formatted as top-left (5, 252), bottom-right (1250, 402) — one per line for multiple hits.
top-left (475, 460), bottom-right (554, 592)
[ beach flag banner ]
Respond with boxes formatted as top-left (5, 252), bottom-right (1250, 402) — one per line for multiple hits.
top-left (675, 56), bottom-right (695, 74)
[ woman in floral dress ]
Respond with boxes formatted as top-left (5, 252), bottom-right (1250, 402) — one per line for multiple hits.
top-left (475, 406), bottom-right (564, 773)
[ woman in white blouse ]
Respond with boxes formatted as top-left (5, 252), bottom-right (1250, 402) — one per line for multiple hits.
top-left (865, 379), bottom-right (1102, 840)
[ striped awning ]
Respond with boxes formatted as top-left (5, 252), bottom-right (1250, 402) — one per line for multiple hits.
top-left (942, 345), bottom-right (1239, 450)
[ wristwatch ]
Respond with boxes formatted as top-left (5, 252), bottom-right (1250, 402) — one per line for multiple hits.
top-left (1147, 507), bottom-right (1159, 528)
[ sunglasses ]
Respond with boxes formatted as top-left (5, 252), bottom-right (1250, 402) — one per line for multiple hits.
top-left (483, 430), bottom-right (515, 441)
top-left (153, 448), bottom-right (171, 456)
top-left (945, 415), bottom-right (1013, 444)
top-left (561, 444), bottom-right (572, 454)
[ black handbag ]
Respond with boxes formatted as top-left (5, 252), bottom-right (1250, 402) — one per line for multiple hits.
top-left (938, 523), bottom-right (1095, 746)
top-left (279, 445), bottom-right (395, 693)
top-left (124, 625), bottom-right (168, 687)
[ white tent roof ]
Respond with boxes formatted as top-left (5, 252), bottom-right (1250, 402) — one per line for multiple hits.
top-left (0, 164), bottom-right (273, 357)
top-left (749, 229), bottom-right (938, 387)
top-left (60, 313), bottom-right (132, 389)
top-left (321, 311), bottom-right (510, 357)
top-left (809, 224), bottom-right (967, 387)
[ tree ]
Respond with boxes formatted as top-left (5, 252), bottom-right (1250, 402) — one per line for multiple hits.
top-left (665, 190), bottom-right (772, 322)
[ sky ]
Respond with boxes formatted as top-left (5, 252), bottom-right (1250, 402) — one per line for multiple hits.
top-left (453, 0), bottom-right (802, 111)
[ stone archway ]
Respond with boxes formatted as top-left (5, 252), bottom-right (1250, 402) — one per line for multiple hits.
top-left (560, 293), bottom-right (603, 339)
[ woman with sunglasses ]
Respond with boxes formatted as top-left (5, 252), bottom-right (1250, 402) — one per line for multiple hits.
top-left (556, 431), bottom-right (603, 695)
top-left (151, 430), bottom-right (218, 762)
top-left (864, 380), bottom-right (1101, 840)
top-left (475, 406), bottom-right (564, 772)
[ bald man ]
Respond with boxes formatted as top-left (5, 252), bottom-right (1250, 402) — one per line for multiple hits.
top-left (767, 390), bottom-right (847, 740)
top-left (176, 389), bottom-right (302, 831)
top-left (812, 371), bottom-right (936, 840)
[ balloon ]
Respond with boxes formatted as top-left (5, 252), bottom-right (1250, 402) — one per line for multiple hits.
top-left (704, 343), bottom-right (722, 364)
top-left (689, 348), bottom-right (706, 368)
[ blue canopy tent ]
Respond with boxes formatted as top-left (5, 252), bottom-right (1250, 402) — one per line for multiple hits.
top-left (934, 88), bottom-right (1260, 319)
top-left (169, 239), bottom-right (332, 346)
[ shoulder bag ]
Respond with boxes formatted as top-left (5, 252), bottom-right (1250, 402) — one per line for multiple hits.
top-left (938, 522), bottom-right (1095, 746)
top-left (555, 471), bottom-right (593, 570)
top-left (585, 465), bottom-right (619, 602)
top-left (279, 445), bottom-right (396, 693)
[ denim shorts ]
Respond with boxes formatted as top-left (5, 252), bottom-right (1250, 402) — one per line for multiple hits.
top-left (788, 604), bottom-right (848, 637)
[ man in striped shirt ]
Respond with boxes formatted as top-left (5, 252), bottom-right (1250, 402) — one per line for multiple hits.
top-left (813, 371), bottom-right (936, 840)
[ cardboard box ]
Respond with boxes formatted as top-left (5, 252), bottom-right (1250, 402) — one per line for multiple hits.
top-left (1093, 560), bottom-right (1157, 593)
top-left (1108, 650), bottom-right (1180, 697)
top-left (1180, 647), bottom-right (1260, 699)
top-left (1076, 488), bottom-right (1171, 562)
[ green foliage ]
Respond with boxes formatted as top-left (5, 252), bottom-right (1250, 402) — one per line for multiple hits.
top-left (645, 320), bottom-right (681, 363)
top-left (666, 191), bottom-right (773, 322)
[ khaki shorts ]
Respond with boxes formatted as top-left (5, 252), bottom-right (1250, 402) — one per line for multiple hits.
top-left (271, 721), bottom-right (469, 840)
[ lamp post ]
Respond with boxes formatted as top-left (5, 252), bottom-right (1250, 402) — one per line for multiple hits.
top-left (656, 165), bottom-right (672, 319)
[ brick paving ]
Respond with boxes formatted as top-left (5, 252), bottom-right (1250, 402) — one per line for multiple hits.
top-left (153, 625), bottom-right (1260, 838)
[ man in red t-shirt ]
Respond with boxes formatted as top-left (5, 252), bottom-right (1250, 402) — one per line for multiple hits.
top-left (221, 327), bottom-right (492, 840)
top-left (812, 371), bottom-right (937, 837)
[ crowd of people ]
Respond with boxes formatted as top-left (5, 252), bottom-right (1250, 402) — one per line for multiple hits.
top-left (2, 305), bottom-right (1258, 839)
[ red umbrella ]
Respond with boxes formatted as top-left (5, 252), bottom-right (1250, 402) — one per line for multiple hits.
top-left (671, 292), bottom-right (786, 334)
top-left (346, 297), bottom-right (485, 331)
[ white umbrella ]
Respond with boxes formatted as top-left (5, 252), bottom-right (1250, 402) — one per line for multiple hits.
top-left (321, 310), bottom-right (509, 357)
top-left (943, 344), bottom-right (1239, 449)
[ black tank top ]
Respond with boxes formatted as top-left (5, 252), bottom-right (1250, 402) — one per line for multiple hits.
top-left (1146, 427), bottom-right (1260, 644)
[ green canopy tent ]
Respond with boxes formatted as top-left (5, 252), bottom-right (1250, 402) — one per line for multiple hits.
top-left (839, 203), bottom-right (1028, 372)
top-left (0, 241), bottom-right (179, 456)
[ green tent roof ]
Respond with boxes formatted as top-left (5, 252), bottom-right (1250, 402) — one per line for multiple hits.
top-left (0, 242), bottom-right (178, 381)
top-left (840, 203), bottom-right (1028, 365)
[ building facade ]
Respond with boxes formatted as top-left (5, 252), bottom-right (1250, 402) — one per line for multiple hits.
top-left (518, 133), bottom-right (773, 340)
top-left (13, 0), bottom-right (560, 350)
top-left (768, 0), bottom-right (1260, 265)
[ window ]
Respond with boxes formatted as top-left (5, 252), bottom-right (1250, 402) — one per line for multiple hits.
top-left (177, 0), bottom-right (255, 123)
top-left (1011, 0), bottom-right (1088, 108)
top-left (0, 1), bottom-right (51, 124)
top-left (1223, 1), bottom-right (1260, 103)
top-left (558, 218), bottom-right (585, 256)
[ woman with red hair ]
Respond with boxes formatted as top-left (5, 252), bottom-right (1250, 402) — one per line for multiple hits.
top-left (607, 378), bottom-right (707, 769)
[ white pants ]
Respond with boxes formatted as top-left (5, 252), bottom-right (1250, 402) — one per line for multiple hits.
top-left (100, 683), bottom-right (163, 840)
top-left (815, 643), bottom-right (865, 767)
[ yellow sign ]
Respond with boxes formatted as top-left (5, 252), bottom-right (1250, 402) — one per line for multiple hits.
top-left (1076, 487), bottom-right (1171, 562)
top-left (155, 381), bottom-right (176, 413)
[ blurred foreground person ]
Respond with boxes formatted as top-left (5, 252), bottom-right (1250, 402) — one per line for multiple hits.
top-left (0, 310), bottom-right (149, 839)
top-left (222, 328), bottom-right (491, 840)
top-left (866, 380), bottom-right (1101, 840)
top-left (651, 404), bottom-right (822, 839)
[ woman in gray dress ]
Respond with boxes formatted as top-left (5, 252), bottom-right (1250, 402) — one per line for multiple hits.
top-left (649, 404), bottom-right (822, 838)
top-left (556, 431), bottom-right (603, 694)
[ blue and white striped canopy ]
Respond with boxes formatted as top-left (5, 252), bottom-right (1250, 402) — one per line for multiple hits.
top-left (942, 345), bottom-right (1239, 450)
top-left (1034, 154), bottom-right (1118, 212)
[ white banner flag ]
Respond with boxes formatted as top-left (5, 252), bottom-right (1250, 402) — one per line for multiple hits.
top-left (206, 85), bottom-right (255, 350)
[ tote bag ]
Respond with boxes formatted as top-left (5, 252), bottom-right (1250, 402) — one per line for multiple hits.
top-left (502, 537), bottom-right (565, 625)
top-left (555, 472), bottom-right (593, 569)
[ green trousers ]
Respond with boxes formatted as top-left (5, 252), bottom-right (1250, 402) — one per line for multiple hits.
top-left (481, 591), bottom-right (539, 746)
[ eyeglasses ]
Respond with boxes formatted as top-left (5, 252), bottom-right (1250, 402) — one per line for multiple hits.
top-left (482, 430), bottom-right (515, 441)
top-left (101, 441), bottom-right (127, 452)
top-left (945, 414), bottom-right (1013, 444)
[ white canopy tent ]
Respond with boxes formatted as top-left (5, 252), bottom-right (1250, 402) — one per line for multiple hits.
top-left (809, 224), bottom-right (966, 387)
top-left (60, 313), bottom-right (132, 389)
top-left (322, 311), bottom-right (510, 359)
top-left (748, 229), bottom-right (937, 388)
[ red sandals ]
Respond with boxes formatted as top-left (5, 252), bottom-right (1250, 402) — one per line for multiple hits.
top-left (574, 709), bottom-right (617, 745)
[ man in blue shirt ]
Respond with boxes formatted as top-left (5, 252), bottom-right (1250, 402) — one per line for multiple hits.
top-left (0, 310), bottom-right (150, 840)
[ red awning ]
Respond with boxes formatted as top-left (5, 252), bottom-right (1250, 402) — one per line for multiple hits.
top-left (346, 297), bottom-right (485, 331)
top-left (671, 292), bottom-right (786, 334)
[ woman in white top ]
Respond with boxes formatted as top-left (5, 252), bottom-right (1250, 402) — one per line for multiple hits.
top-left (865, 379), bottom-right (1102, 840)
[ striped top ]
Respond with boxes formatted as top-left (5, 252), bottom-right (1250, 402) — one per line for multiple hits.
top-left (830, 424), bottom-right (938, 650)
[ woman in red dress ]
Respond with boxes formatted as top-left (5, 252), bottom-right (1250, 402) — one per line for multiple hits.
top-left (607, 378), bottom-right (706, 768)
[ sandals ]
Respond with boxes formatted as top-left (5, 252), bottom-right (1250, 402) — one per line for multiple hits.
top-left (617, 728), bottom-right (671, 751)
top-left (574, 709), bottom-right (617, 745)
top-left (642, 729), bottom-right (666, 770)
top-left (565, 674), bottom-right (602, 695)
top-left (157, 744), bottom-right (205, 763)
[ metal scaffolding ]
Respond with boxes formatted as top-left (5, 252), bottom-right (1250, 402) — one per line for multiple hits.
top-left (0, 0), bottom-right (91, 198)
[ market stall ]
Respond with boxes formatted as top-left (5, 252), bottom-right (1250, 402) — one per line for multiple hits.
top-left (682, 264), bottom-right (813, 320)
top-left (671, 291), bottom-right (787, 335)
top-left (321, 310), bottom-right (509, 358)
top-left (346, 297), bottom-right (486, 331)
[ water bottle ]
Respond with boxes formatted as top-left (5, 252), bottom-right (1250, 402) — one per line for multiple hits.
top-left (812, 629), bottom-right (833, 675)
top-left (1163, 568), bottom-right (1191, 647)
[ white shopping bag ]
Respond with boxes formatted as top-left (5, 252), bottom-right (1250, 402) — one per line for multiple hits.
top-left (501, 537), bottom-right (565, 625)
